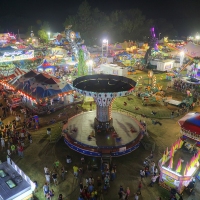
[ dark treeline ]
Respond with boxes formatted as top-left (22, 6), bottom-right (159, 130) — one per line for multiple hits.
top-left (0, 0), bottom-right (178, 44)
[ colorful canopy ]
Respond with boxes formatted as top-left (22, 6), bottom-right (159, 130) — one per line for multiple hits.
top-left (10, 70), bottom-right (73, 99)
top-left (178, 112), bottom-right (200, 133)
top-left (37, 59), bottom-right (55, 71)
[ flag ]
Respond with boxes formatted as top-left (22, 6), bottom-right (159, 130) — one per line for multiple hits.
top-left (184, 162), bottom-right (189, 176)
top-left (168, 156), bottom-right (173, 169)
top-left (161, 151), bottom-right (166, 165)
top-left (170, 146), bottom-right (175, 157)
top-left (178, 139), bottom-right (184, 149)
top-left (176, 159), bottom-right (182, 173)
top-left (166, 147), bottom-right (169, 156)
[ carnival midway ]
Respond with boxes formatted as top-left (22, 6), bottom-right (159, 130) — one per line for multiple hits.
top-left (0, 12), bottom-right (200, 200)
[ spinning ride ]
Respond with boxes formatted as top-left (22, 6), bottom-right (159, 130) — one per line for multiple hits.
top-left (73, 74), bottom-right (136, 128)
top-left (63, 74), bottom-right (145, 157)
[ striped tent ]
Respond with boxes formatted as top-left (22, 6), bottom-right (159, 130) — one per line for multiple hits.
top-left (14, 67), bottom-right (26, 77)
top-left (5, 67), bottom-right (26, 80)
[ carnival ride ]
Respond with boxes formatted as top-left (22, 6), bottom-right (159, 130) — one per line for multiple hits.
top-left (63, 74), bottom-right (145, 157)
top-left (65, 25), bottom-right (90, 62)
top-left (144, 27), bottom-right (158, 64)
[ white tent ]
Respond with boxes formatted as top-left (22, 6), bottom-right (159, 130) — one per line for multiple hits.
top-left (181, 42), bottom-right (200, 57)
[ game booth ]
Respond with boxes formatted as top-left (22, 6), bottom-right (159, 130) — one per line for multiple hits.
top-left (37, 59), bottom-right (56, 75)
top-left (158, 138), bottom-right (199, 196)
top-left (178, 112), bottom-right (200, 147)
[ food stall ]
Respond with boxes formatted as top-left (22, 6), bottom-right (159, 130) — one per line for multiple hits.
top-left (158, 138), bottom-right (199, 194)
top-left (7, 94), bottom-right (22, 108)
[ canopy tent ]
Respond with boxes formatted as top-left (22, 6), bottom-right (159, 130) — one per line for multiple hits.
top-left (37, 59), bottom-right (56, 72)
top-left (5, 67), bottom-right (26, 80)
top-left (10, 70), bottom-right (73, 99)
top-left (178, 112), bottom-right (200, 133)
top-left (115, 51), bottom-right (132, 60)
top-left (181, 42), bottom-right (200, 58)
top-left (14, 67), bottom-right (26, 77)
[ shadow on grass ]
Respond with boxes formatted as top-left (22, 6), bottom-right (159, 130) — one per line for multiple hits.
top-left (38, 134), bottom-right (48, 144)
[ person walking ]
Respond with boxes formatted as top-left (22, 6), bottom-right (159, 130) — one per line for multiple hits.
top-left (45, 172), bottom-right (51, 185)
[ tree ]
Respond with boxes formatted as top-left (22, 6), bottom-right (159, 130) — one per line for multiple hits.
top-left (77, 49), bottom-right (87, 76)
top-left (38, 29), bottom-right (48, 43)
top-left (26, 26), bottom-right (37, 37)
top-left (40, 21), bottom-right (50, 31)
top-left (63, 15), bottom-right (79, 30)
top-left (77, 0), bottom-right (92, 33)
top-left (154, 18), bottom-right (178, 38)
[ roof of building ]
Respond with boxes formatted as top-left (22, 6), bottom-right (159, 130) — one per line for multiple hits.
top-left (0, 161), bottom-right (31, 200)
top-left (179, 112), bottom-right (200, 133)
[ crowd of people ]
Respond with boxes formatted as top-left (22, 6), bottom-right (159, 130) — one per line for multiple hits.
top-left (41, 163), bottom-right (67, 200)
top-left (173, 79), bottom-right (200, 99)
top-left (0, 90), bottom-right (37, 160)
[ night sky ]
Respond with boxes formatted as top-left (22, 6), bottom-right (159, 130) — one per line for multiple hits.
top-left (0, 0), bottom-right (200, 35)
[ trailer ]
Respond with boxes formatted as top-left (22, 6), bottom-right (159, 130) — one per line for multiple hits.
top-left (164, 96), bottom-right (194, 108)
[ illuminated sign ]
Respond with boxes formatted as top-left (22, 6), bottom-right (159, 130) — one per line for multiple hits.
top-left (0, 50), bottom-right (34, 62)
top-left (162, 168), bottom-right (179, 180)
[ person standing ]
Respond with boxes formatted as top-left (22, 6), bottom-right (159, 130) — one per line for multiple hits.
top-left (126, 187), bottom-right (130, 199)
top-left (134, 193), bottom-right (139, 200)
top-left (150, 175), bottom-right (157, 187)
top-left (43, 183), bottom-right (49, 197)
top-left (52, 172), bottom-right (58, 186)
top-left (79, 181), bottom-right (83, 192)
top-left (33, 181), bottom-right (38, 193)
top-left (19, 145), bottom-right (24, 158)
top-left (58, 194), bottom-right (63, 200)
top-left (1, 138), bottom-right (5, 150)
top-left (61, 167), bottom-right (66, 181)
top-left (140, 169), bottom-right (145, 180)
top-left (111, 169), bottom-right (116, 181)
top-left (49, 189), bottom-right (54, 200)
top-left (73, 164), bottom-right (79, 178)
top-left (28, 133), bottom-right (32, 143)
top-left (44, 166), bottom-right (49, 174)
top-left (137, 181), bottom-right (142, 195)
top-left (118, 185), bottom-right (124, 199)
top-left (11, 144), bottom-right (16, 154)
top-left (45, 172), bottom-right (51, 185)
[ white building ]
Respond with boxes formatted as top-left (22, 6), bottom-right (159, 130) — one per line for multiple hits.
top-left (0, 160), bottom-right (34, 200)
top-left (99, 64), bottom-right (128, 76)
top-left (157, 59), bottom-right (174, 71)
